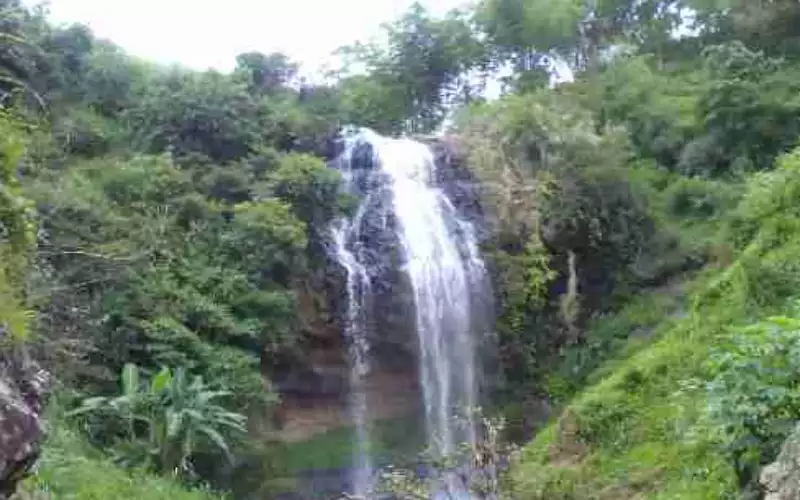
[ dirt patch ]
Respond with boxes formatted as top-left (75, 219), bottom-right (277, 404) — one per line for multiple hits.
top-left (548, 408), bottom-right (589, 466)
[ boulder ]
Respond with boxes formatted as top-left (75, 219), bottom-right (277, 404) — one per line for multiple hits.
top-left (0, 344), bottom-right (50, 499)
top-left (761, 424), bottom-right (800, 500)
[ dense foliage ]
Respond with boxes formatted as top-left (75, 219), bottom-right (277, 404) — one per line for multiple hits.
top-left (4, 0), bottom-right (800, 498)
top-left (1, 0), bottom-right (351, 494)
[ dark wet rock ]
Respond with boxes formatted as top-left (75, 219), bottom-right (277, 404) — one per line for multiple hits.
top-left (0, 345), bottom-right (50, 499)
top-left (429, 137), bottom-right (487, 238)
top-left (275, 364), bottom-right (348, 401)
top-left (348, 141), bottom-right (377, 173)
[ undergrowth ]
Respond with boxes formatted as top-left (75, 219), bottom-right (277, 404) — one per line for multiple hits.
top-left (18, 423), bottom-right (221, 500)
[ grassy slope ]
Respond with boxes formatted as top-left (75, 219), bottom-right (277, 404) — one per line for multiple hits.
top-left (510, 154), bottom-right (800, 499)
top-left (19, 425), bottom-right (221, 500)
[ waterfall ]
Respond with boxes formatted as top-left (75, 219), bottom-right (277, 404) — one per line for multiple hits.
top-left (330, 128), bottom-right (491, 497)
top-left (330, 140), bottom-right (378, 498)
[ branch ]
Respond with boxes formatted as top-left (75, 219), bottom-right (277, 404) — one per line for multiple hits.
top-left (38, 249), bottom-right (148, 262)
top-left (39, 276), bottom-right (119, 294)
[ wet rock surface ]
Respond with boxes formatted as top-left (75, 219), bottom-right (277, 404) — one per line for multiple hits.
top-left (0, 345), bottom-right (50, 499)
top-left (429, 136), bottom-right (487, 240)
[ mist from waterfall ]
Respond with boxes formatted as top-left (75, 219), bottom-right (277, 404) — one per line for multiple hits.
top-left (331, 128), bottom-right (492, 497)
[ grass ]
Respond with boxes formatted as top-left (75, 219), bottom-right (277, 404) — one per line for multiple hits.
top-left (545, 287), bottom-right (689, 405)
top-left (511, 273), bottom-right (750, 498)
top-left (18, 424), bottom-right (221, 500)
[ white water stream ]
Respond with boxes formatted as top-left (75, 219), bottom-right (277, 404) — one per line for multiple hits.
top-left (331, 129), bottom-right (490, 497)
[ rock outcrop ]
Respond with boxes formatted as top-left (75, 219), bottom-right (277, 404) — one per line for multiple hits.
top-left (761, 424), bottom-right (800, 500)
top-left (0, 344), bottom-right (50, 499)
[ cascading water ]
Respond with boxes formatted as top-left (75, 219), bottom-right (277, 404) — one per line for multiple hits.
top-left (330, 128), bottom-right (492, 497)
top-left (330, 141), bottom-right (380, 497)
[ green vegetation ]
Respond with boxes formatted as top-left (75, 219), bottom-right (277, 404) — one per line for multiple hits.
top-left (4, 0), bottom-right (800, 497)
top-left (69, 364), bottom-right (247, 478)
top-left (0, 111), bottom-right (34, 341)
top-left (507, 150), bottom-right (800, 498)
top-left (19, 424), bottom-right (219, 500)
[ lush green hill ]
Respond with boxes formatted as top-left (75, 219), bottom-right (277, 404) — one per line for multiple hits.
top-left (4, 0), bottom-right (800, 497)
top-left (509, 149), bottom-right (800, 499)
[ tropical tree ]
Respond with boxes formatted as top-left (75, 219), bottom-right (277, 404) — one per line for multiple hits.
top-left (477, 0), bottom-right (685, 74)
top-left (338, 3), bottom-right (489, 133)
top-left (235, 51), bottom-right (298, 95)
top-left (125, 69), bottom-right (261, 162)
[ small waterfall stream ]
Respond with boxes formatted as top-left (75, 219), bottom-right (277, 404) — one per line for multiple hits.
top-left (330, 128), bottom-right (491, 497)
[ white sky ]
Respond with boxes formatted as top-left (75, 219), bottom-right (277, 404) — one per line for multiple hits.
top-left (30, 0), bottom-right (471, 76)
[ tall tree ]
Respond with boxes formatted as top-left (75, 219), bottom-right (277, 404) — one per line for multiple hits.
top-left (690, 0), bottom-right (800, 58)
top-left (338, 3), bottom-right (488, 133)
top-left (477, 0), bottom-right (684, 74)
top-left (235, 51), bottom-right (298, 95)
top-left (125, 69), bottom-right (261, 162)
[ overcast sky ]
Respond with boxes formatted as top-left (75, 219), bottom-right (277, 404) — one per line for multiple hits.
top-left (30, 0), bottom-right (472, 75)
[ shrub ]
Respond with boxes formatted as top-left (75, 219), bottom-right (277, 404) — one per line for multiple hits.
top-left (70, 364), bottom-right (247, 479)
top-left (706, 311), bottom-right (800, 485)
top-left (20, 424), bottom-right (220, 500)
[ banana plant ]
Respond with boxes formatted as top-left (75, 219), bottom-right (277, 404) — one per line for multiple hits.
top-left (70, 363), bottom-right (247, 477)
top-left (151, 365), bottom-right (247, 474)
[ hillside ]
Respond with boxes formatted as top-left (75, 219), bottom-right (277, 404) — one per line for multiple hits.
top-left (512, 149), bottom-right (800, 499)
top-left (2, 0), bottom-right (800, 499)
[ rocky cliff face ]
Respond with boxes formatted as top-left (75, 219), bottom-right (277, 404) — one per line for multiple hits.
top-left (0, 344), bottom-right (50, 499)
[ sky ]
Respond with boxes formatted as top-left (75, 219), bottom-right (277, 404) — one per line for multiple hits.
top-left (30, 0), bottom-right (472, 76)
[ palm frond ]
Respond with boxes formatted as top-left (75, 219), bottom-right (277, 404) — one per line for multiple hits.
top-left (196, 425), bottom-right (234, 463)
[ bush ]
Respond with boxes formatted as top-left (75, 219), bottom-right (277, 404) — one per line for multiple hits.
top-left (693, 42), bottom-right (800, 175)
top-left (125, 70), bottom-right (261, 163)
top-left (706, 311), bottom-right (800, 485)
top-left (456, 91), bottom-right (663, 396)
top-left (597, 56), bottom-right (700, 169)
top-left (69, 364), bottom-right (247, 479)
top-left (29, 153), bottom-right (304, 412)
top-left (723, 148), bottom-right (800, 251)
top-left (662, 176), bottom-right (737, 220)
top-left (51, 108), bottom-right (121, 158)
top-left (19, 424), bottom-right (221, 500)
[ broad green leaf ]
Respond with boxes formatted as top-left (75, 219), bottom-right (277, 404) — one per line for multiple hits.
top-left (65, 397), bottom-right (109, 417)
top-left (151, 367), bottom-right (172, 394)
top-left (197, 425), bottom-right (233, 463)
top-left (121, 363), bottom-right (139, 397)
top-left (197, 390), bottom-right (232, 404)
top-left (166, 408), bottom-right (183, 438)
